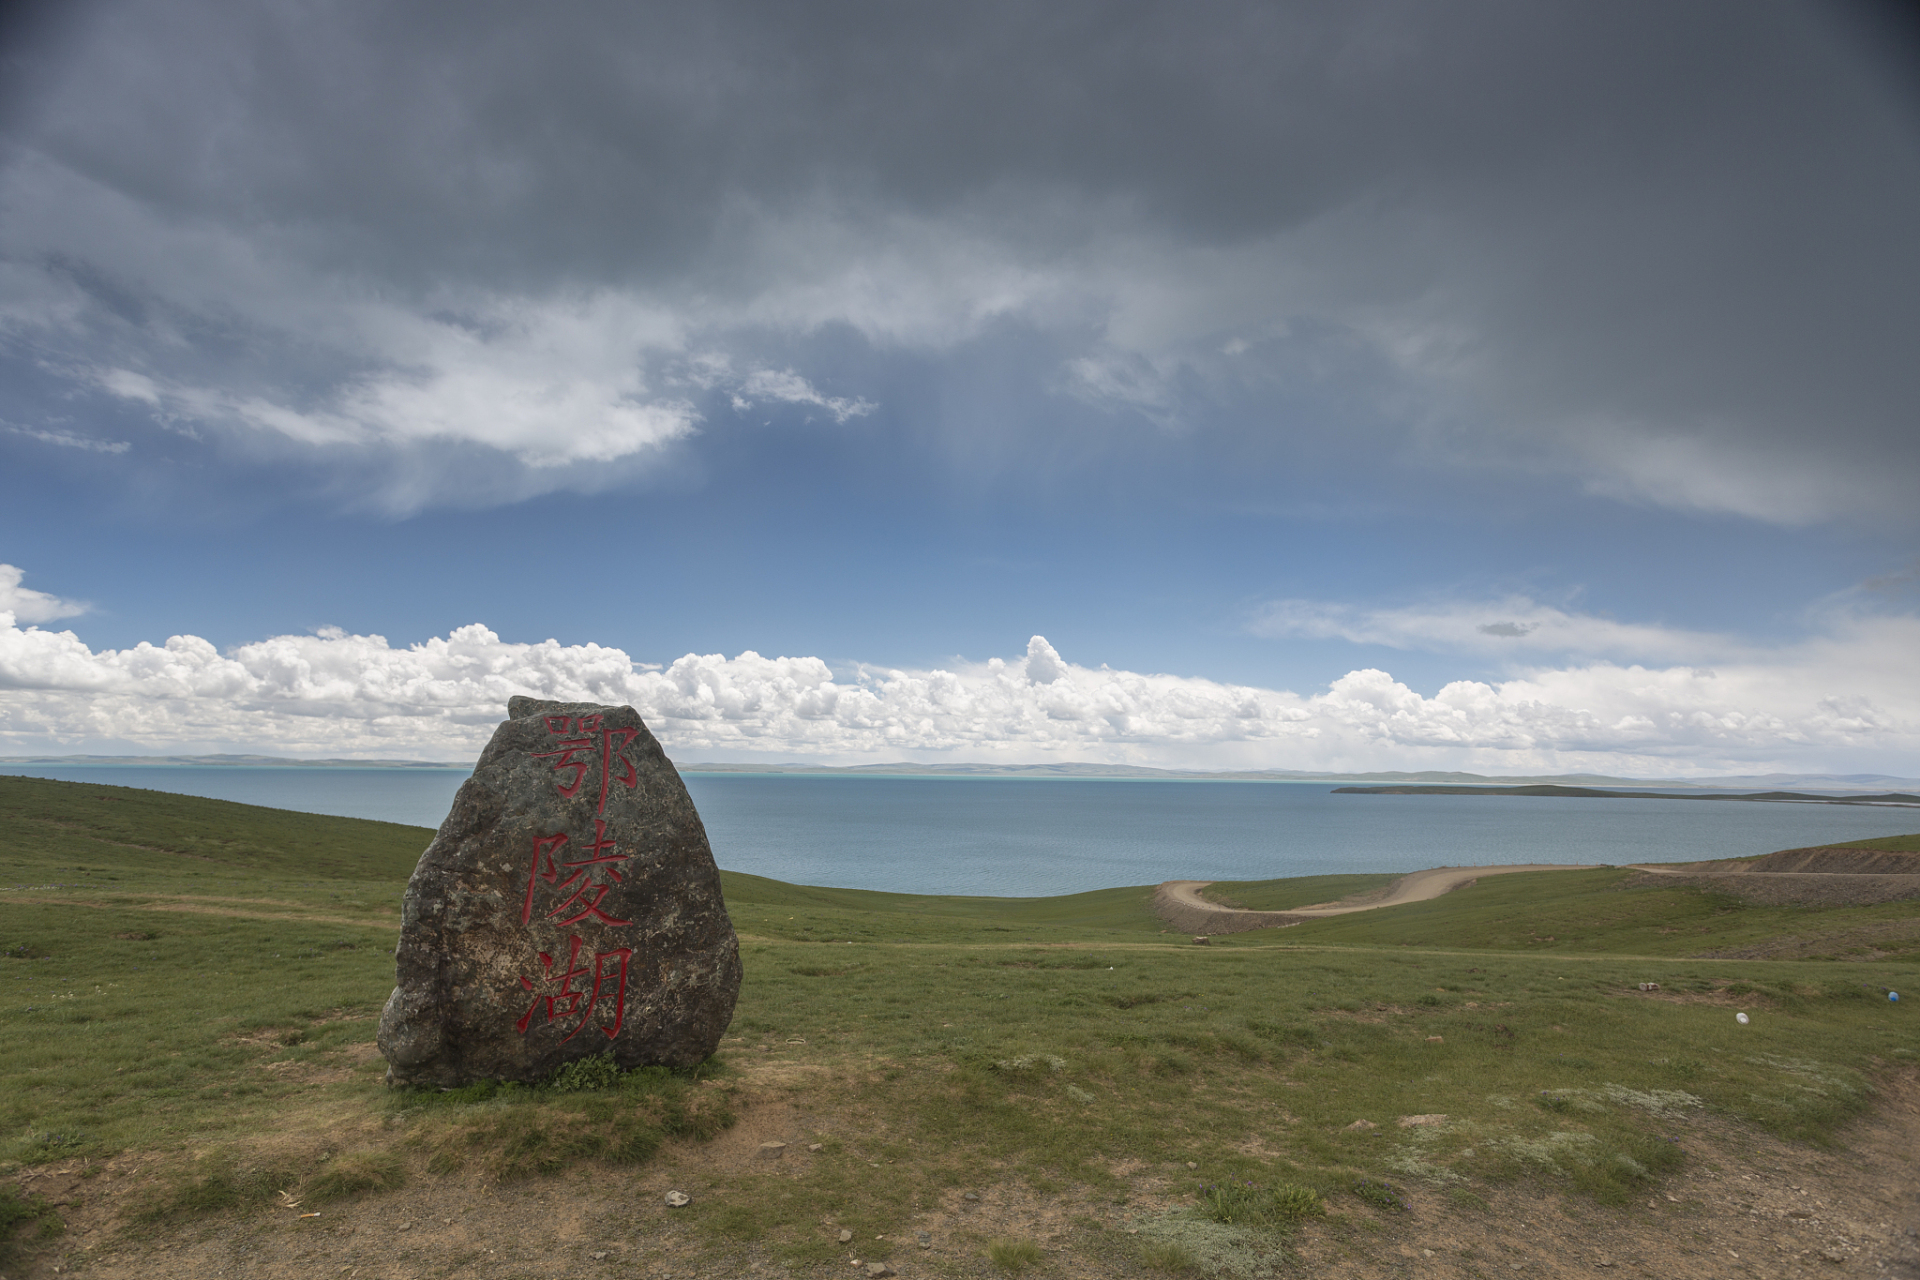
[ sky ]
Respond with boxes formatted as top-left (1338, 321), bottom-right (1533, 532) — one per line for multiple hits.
top-left (2, 0), bottom-right (1919, 775)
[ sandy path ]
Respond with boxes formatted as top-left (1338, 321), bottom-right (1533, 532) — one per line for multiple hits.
top-left (1167, 863), bottom-right (1590, 917)
top-left (1154, 863), bottom-right (1590, 935)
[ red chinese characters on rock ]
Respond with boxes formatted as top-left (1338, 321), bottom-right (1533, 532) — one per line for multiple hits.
top-left (530, 714), bottom-right (640, 814)
top-left (515, 934), bottom-right (634, 1042)
top-left (520, 821), bottom-right (633, 927)
top-left (515, 713), bottom-right (647, 1044)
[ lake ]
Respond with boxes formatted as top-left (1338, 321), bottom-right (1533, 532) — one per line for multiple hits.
top-left (5, 763), bottom-right (1918, 897)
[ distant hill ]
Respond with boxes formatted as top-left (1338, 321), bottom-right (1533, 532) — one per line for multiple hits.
top-left (670, 761), bottom-right (1920, 792)
top-left (6, 754), bottom-right (1915, 793)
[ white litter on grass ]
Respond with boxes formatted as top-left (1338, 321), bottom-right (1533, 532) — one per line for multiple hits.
top-left (1736, 1012), bottom-right (1750, 1025)
top-left (665, 1190), bottom-right (691, 1207)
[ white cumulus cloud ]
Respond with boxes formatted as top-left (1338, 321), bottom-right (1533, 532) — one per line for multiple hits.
top-left (3, 611), bottom-right (1917, 775)
top-left (0, 564), bottom-right (89, 625)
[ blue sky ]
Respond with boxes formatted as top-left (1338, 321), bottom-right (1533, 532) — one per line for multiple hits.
top-left (2, 0), bottom-right (1918, 774)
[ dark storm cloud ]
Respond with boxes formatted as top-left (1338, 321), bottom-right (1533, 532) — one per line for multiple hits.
top-left (2, 0), bottom-right (1916, 517)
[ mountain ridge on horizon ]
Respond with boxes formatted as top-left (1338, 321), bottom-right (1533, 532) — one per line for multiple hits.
top-left (3, 754), bottom-right (1915, 792)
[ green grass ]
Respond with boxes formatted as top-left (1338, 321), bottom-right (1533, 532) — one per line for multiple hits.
top-left (1199, 1180), bottom-right (1324, 1228)
top-left (392, 1056), bottom-right (735, 1180)
top-left (0, 775), bottom-right (1914, 1271)
top-left (0, 773), bottom-right (429, 884)
top-left (988, 1236), bottom-right (1045, 1272)
top-left (1818, 831), bottom-right (1920, 852)
top-left (1243, 866), bottom-right (1920, 958)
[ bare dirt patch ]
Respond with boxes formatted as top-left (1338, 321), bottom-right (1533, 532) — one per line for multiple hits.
top-left (21, 1066), bottom-right (1917, 1280)
top-left (1284, 1070), bottom-right (1920, 1280)
top-left (1157, 865), bottom-right (1590, 935)
top-left (27, 895), bottom-right (392, 928)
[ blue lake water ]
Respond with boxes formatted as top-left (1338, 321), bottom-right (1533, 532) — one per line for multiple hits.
top-left (6, 763), bottom-right (1918, 897)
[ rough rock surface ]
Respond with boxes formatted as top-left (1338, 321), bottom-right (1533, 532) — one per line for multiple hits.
top-left (378, 697), bottom-right (741, 1086)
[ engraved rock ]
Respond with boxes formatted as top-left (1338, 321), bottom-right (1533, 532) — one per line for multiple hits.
top-left (378, 698), bottom-right (741, 1087)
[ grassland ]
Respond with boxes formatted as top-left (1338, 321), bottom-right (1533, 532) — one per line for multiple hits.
top-left (0, 774), bottom-right (1915, 1277)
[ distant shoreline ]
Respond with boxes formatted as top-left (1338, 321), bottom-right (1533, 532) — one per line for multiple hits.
top-left (3, 754), bottom-right (1917, 793)
top-left (1333, 782), bottom-right (1920, 807)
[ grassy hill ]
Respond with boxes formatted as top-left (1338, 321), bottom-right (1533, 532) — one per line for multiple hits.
top-left (1, 775), bottom-right (1914, 1274)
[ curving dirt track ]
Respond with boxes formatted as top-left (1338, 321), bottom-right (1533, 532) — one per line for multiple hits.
top-left (1152, 863), bottom-right (1591, 935)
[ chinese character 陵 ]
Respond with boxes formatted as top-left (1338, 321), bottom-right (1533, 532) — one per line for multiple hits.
top-left (520, 821), bottom-right (634, 927)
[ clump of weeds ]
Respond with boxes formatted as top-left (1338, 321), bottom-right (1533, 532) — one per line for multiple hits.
top-left (988, 1237), bottom-right (1045, 1273)
top-left (1200, 1181), bottom-right (1325, 1230)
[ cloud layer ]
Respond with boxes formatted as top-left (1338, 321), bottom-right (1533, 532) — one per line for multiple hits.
top-left (4, 609), bottom-right (1916, 775)
top-left (3, 0), bottom-right (1916, 518)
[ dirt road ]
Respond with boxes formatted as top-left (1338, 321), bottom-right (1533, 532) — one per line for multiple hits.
top-left (1153, 863), bottom-right (1591, 935)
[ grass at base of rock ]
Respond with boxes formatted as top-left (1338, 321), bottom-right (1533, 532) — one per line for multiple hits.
top-left (393, 1062), bottom-right (737, 1181)
top-left (303, 1149), bottom-right (407, 1202)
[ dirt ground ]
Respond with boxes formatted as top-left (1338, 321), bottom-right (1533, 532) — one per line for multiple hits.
top-left (1153, 865), bottom-right (1590, 936)
top-left (11, 1061), bottom-right (1917, 1280)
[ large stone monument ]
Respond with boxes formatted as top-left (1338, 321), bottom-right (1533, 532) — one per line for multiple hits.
top-left (378, 697), bottom-right (741, 1087)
